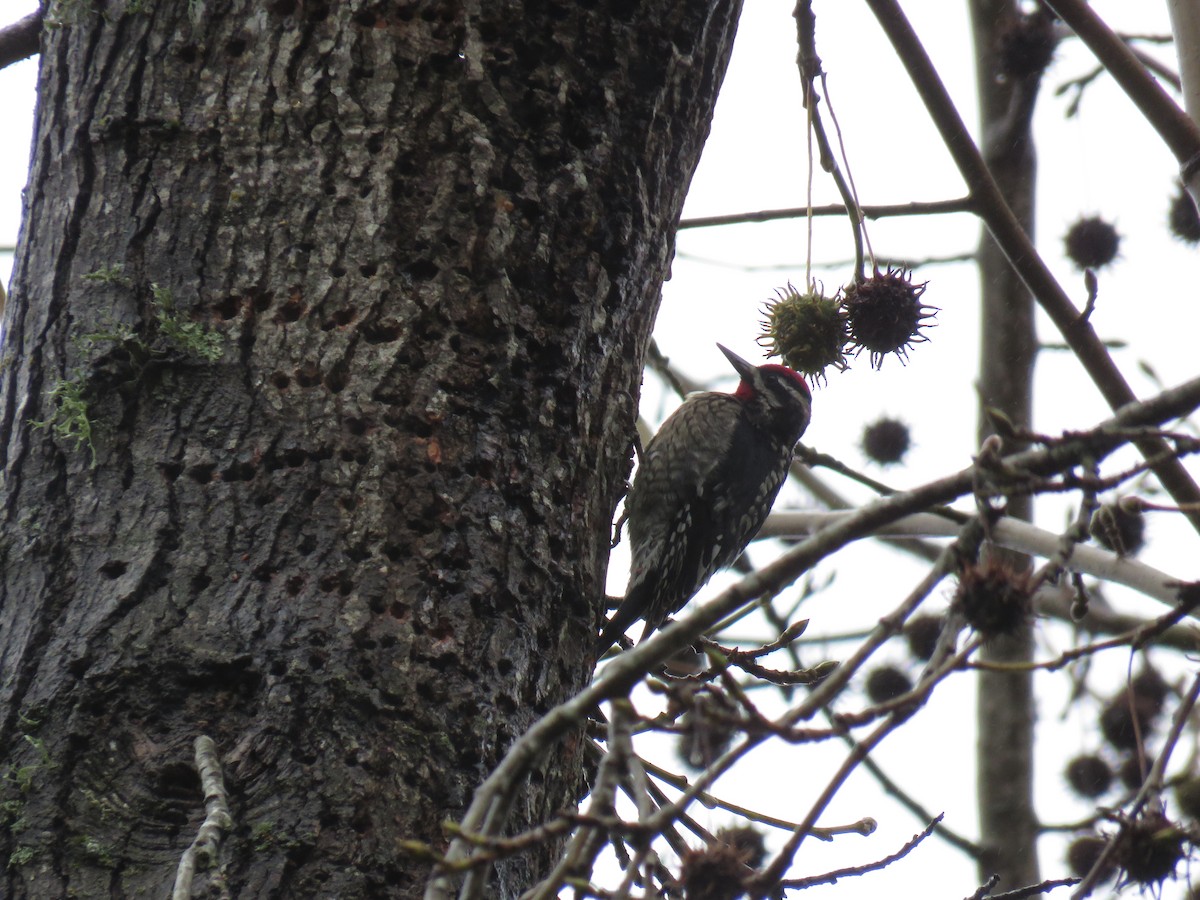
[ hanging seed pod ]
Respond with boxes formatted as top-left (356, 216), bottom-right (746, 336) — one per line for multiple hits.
top-left (1169, 187), bottom-right (1200, 244)
top-left (1099, 690), bottom-right (1157, 752)
top-left (1066, 834), bottom-right (1116, 882)
top-left (1065, 753), bottom-right (1113, 799)
top-left (714, 826), bottom-right (768, 870)
top-left (952, 558), bottom-right (1033, 639)
top-left (862, 416), bottom-right (911, 466)
top-left (679, 837), bottom-right (755, 900)
top-left (758, 283), bottom-right (848, 384)
top-left (842, 267), bottom-right (936, 369)
top-left (1064, 216), bottom-right (1120, 269)
top-left (904, 614), bottom-right (943, 662)
top-left (1113, 807), bottom-right (1187, 887)
top-left (865, 665), bottom-right (913, 704)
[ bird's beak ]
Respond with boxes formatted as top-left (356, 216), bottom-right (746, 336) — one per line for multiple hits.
top-left (716, 344), bottom-right (757, 381)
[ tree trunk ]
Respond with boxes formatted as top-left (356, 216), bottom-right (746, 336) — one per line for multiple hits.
top-left (0, 2), bottom-right (740, 896)
top-left (969, 0), bottom-right (1041, 890)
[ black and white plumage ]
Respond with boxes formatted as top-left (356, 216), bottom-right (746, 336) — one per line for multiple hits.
top-left (598, 344), bottom-right (812, 652)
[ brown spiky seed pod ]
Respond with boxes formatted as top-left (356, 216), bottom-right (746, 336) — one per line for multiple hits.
top-left (865, 665), bottom-right (912, 704)
top-left (1169, 188), bottom-right (1200, 244)
top-left (1131, 665), bottom-right (1170, 718)
top-left (1099, 691), bottom-right (1157, 752)
top-left (842, 267), bottom-right (935, 369)
top-left (862, 417), bottom-right (911, 466)
top-left (904, 614), bottom-right (943, 662)
top-left (1119, 755), bottom-right (1147, 792)
top-left (997, 10), bottom-right (1057, 79)
top-left (758, 283), bottom-right (848, 383)
top-left (679, 838), bottom-right (754, 900)
top-left (1090, 498), bottom-right (1146, 557)
top-left (714, 826), bottom-right (768, 869)
top-left (1064, 216), bottom-right (1120, 269)
top-left (1065, 753), bottom-right (1113, 799)
top-left (1113, 807), bottom-right (1187, 887)
top-left (952, 558), bottom-right (1033, 639)
top-left (1067, 834), bottom-right (1116, 882)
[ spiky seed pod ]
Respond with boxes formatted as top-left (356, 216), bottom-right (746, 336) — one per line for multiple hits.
top-left (1170, 188), bottom-right (1200, 244)
top-left (1119, 755), bottom-right (1147, 792)
top-left (677, 688), bottom-right (740, 772)
top-left (842, 267), bottom-right (936, 369)
top-left (952, 558), bottom-right (1033, 639)
top-left (1131, 665), bottom-right (1170, 718)
top-left (714, 826), bottom-right (768, 870)
top-left (1174, 775), bottom-right (1200, 822)
top-left (1114, 807), bottom-right (1187, 887)
top-left (904, 614), bottom-right (943, 662)
top-left (1090, 497), bottom-right (1146, 557)
top-left (1067, 834), bottom-right (1116, 882)
top-left (1065, 754), bottom-right (1113, 799)
top-left (1100, 691), bottom-right (1157, 752)
top-left (1064, 216), bottom-right (1121, 270)
top-left (865, 665), bottom-right (912, 704)
top-left (679, 838), bottom-right (754, 900)
top-left (997, 10), bottom-right (1057, 79)
top-left (758, 283), bottom-right (848, 383)
top-left (862, 417), bottom-right (911, 466)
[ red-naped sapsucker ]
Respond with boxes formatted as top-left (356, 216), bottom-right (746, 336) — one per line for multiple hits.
top-left (599, 345), bottom-right (812, 652)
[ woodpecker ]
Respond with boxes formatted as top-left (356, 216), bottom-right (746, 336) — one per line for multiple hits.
top-left (599, 344), bottom-right (812, 652)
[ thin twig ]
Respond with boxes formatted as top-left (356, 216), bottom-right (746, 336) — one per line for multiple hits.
top-left (677, 197), bottom-right (975, 230)
top-left (779, 816), bottom-right (941, 889)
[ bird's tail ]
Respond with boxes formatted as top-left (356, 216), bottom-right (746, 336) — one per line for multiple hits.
top-left (596, 578), bottom-right (653, 655)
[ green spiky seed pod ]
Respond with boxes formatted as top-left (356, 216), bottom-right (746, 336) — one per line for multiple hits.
top-left (1169, 188), bottom-right (1200, 244)
top-left (1064, 216), bottom-right (1120, 269)
top-left (862, 416), bottom-right (911, 465)
top-left (842, 267), bottom-right (935, 369)
top-left (952, 558), bottom-right (1033, 639)
top-left (758, 283), bottom-right (847, 383)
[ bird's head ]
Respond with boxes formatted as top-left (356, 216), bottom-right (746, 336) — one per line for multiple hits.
top-left (718, 343), bottom-right (812, 442)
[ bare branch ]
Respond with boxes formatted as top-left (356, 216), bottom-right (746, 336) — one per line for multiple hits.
top-left (864, 0), bottom-right (1200, 535)
top-left (0, 12), bottom-right (40, 71)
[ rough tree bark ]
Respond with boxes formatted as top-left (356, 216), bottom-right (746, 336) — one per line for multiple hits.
top-left (968, 0), bottom-right (1041, 890)
top-left (0, 1), bottom-right (741, 896)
